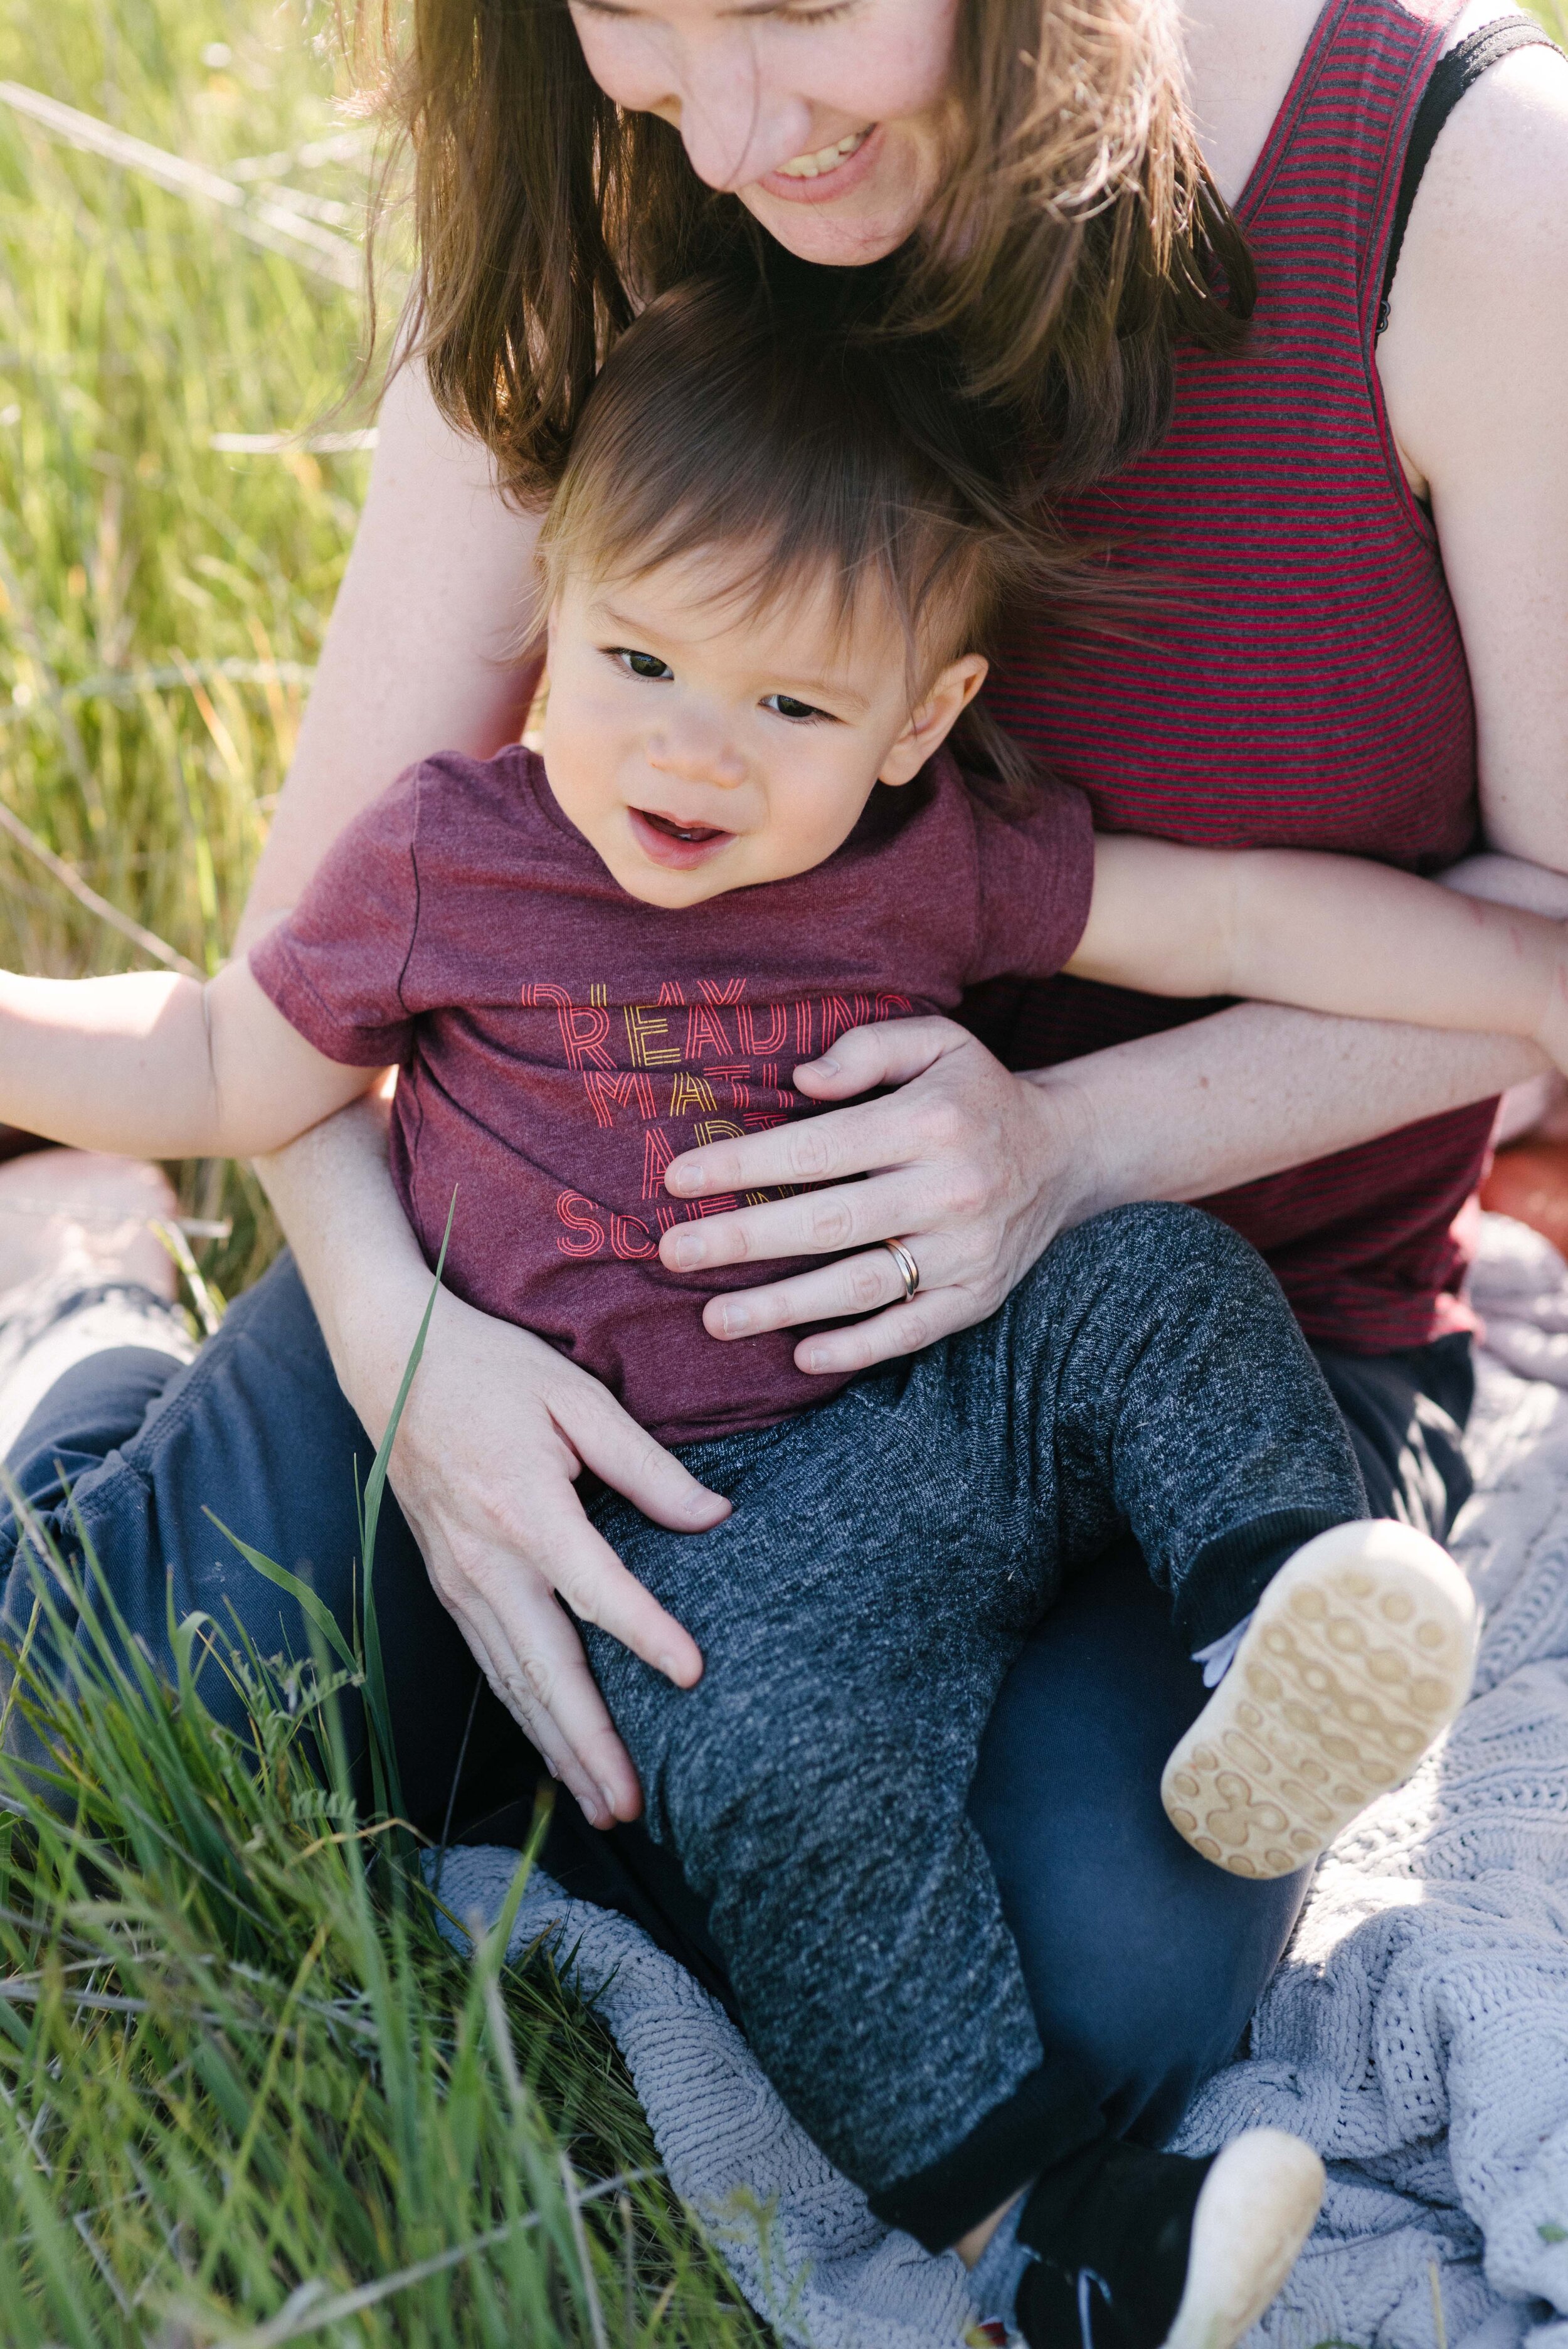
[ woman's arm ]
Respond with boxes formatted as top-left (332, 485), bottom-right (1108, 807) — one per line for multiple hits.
top-left (233, 364), bottom-right (545, 952)
top-left (650, 862), bottom-right (1568, 1377)
top-left (255, 1096), bottom-right (723, 1828)
top-left (1067, 836), bottom-right (1568, 1068)
top-left (646, 862), bottom-right (1568, 1382)
top-left (649, 1004), bottom-right (1540, 1375)
top-left (1375, 38), bottom-right (1568, 874)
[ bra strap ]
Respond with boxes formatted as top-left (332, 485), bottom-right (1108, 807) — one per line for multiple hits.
top-left (1378, 11), bottom-right (1562, 336)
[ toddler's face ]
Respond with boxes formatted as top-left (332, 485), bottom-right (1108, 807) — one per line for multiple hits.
top-left (540, 550), bottom-right (985, 909)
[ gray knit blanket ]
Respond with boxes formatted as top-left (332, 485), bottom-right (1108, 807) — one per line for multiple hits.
top-left (431, 1212), bottom-right (1568, 2349)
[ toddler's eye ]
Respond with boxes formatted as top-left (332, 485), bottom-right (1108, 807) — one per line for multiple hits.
top-left (763, 692), bottom-right (829, 722)
top-left (612, 648), bottom-right (674, 681)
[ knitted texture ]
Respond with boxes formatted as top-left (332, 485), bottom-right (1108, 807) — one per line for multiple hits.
top-left (426, 1843), bottom-right (978, 2348)
top-left (432, 1213), bottom-right (1568, 2349)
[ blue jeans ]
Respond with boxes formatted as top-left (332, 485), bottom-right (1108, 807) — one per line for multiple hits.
top-left (0, 1250), bottom-right (1473, 2175)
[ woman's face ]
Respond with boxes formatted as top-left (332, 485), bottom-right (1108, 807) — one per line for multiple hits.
top-left (567, 0), bottom-right (963, 266)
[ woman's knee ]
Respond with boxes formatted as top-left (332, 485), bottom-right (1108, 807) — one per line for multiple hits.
top-left (0, 1254), bottom-right (374, 1720)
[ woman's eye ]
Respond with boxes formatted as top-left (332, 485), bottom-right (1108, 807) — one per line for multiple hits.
top-left (763, 692), bottom-right (829, 723)
top-left (612, 648), bottom-right (673, 682)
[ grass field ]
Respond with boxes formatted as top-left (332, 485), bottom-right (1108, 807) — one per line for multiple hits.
top-left (1, 0), bottom-right (1565, 2338)
top-left (0, 1), bottom-right (778, 2338)
top-left (0, 0), bottom-right (375, 1298)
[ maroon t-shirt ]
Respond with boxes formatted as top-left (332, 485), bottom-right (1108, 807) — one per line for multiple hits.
top-left (252, 745), bottom-right (1093, 1443)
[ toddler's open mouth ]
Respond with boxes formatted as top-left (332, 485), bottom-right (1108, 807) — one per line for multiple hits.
top-left (628, 806), bottom-right (735, 871)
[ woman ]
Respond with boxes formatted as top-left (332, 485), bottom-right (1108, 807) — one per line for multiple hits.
top-left (4, 0), bottom-right (1567, 2247)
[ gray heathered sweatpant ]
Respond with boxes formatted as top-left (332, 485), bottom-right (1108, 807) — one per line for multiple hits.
top-left (583, 1203), bottom-right (1367, 2240)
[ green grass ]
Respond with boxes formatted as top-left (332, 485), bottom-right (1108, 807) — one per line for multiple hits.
top-left (0, 0), bottom-right (1564, 2334)
top-left (0, 0), bottom-right (383, 1296)
top-left (0, 0), bottom-right (775, 2335)
top-left (0, 1517), bottom-right (771, 2345)
top-left (0, 1233), bottom-right (773, 2340)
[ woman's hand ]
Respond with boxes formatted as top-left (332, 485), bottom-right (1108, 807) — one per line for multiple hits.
top-left (659, 1017), bottom-right (1101, 1375)
top-left (380, 1284), bottom-right (725, 1827)
top-left (255, 1095), bottom-right (726, 1832)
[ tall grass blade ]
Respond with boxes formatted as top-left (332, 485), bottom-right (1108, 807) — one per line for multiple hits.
top-left (356, 1190), bottom-right (457, 1833)
top-left (0, 79), bottom-right (363, 287)
top-left (201, 1512), bottom-right (357, 1677)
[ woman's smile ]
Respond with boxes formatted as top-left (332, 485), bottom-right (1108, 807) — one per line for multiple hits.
top-left (566, 0), bottom-right (960, 262)
top-left (774, 126), bottom-right (870, 179)
top-left (761, 123), bottom-right (882, 205)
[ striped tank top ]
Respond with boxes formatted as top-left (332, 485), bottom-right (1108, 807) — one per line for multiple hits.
top-left (979, 0), bottom-right (1486, 1355)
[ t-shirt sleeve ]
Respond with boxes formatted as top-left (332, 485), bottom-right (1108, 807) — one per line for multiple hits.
top-left (968, 779), bottom-right (1096, 983)
top-left (248, 766), bottom-right (425, 1066)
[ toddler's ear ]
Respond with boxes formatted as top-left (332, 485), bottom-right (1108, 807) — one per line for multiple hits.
top-left (879, 654), bottom-right (988, 786)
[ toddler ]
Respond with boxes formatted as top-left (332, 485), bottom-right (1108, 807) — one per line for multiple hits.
top-left (4, 265), bottom-right (1562, 2347)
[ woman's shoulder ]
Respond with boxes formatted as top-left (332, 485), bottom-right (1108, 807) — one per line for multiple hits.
top-left (1385, 14), bottom-right (1568, 318)
top-left (1401, 16), bottom-right (1568, 262)
top-left (1376, 21), bottom-right (1568, 508)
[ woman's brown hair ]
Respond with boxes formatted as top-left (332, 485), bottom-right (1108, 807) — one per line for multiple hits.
top-left (364, 0), bottom-right (1254, 504)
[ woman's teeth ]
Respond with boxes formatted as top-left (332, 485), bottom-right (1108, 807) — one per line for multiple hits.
top-left (775, 128), bottom-right (870, 181)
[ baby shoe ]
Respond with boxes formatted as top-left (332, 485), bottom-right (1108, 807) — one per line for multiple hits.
top-left (1162, 1520), bottom-right (1478, 1879)
top-left (1015, 2129), bottom-right (1323, 2349)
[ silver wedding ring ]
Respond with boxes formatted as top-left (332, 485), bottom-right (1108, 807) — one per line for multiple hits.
top-left (883, 1238), bottom-right (921, 1303)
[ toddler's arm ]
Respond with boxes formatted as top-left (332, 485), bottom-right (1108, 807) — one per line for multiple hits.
top-left (0, 961), bottom-right (376, 1159)
top-left (1068, 834), bottom-right (1568, 1067)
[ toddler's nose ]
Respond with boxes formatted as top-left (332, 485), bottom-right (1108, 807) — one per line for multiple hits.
top-left (645, 726), bottom-right (746, 790)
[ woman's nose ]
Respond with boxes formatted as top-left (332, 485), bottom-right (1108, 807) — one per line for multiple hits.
top-left (666, 31), bottom-right (815, 191)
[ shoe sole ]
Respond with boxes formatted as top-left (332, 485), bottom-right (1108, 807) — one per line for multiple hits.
top-left (1162, 2129), bottom-right (1325, 2349)
top-left (1161, 1522), bottom-right (1479, 1880)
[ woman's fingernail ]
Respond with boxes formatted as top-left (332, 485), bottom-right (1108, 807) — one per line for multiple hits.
top-left (600, 1784), bottom-right (619, 1818)
top-left (544, 1756), bottom-right (559, 1779)
top-left (668, 1159), bottom-right (702, 1194)
top-left (717, 1303), bottom-right (750, 1335)
top-left (801, 1346), bottom-right (827, 1372)
top-left (814, 1054), bottom-right (838, 1074)
top-left (579, 1793), bottom-right (601, 1825)
top-left (658, 1652), bottom-right (684, 1679)
top-left (669, 1233), bottom-right (704, 1269)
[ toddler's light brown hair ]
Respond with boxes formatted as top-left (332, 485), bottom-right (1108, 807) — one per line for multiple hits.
top-left (538, 257), bottom-right (1078, 802)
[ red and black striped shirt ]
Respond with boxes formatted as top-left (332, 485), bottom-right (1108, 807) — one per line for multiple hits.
top-left (979, 0), bottom-right (1487, 1355)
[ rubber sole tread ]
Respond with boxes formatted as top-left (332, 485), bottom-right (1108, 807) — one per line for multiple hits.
top-left (1161, 1522), bottom-right (1479, 1880)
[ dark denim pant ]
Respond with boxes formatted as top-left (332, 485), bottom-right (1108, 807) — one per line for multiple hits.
top-left (0, 1219), bottom-right (1473, 2230)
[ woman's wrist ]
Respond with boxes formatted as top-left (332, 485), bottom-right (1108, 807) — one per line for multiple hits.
top-left (252, 1093), bottom-right (437, 1436)
top-left (1021, 999), bottom-right (1540, 1220)
top-left (1019, 1063), bottom-right (1115, 1233)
